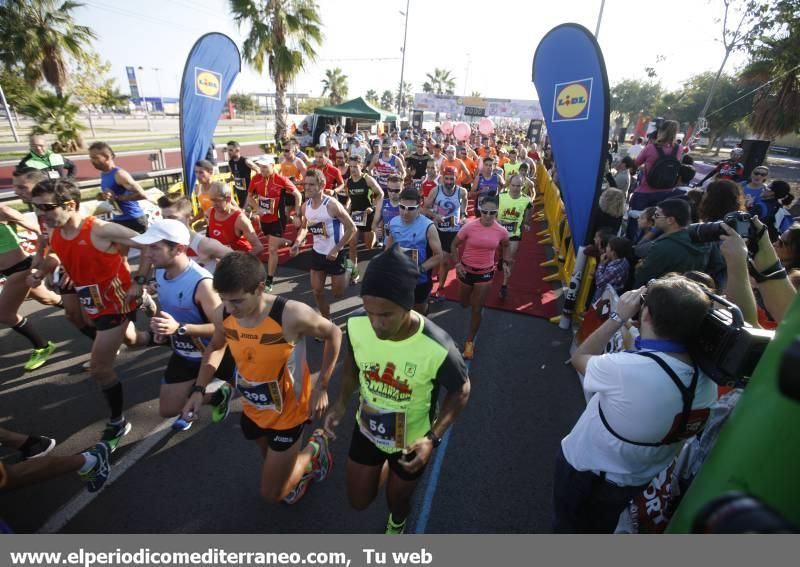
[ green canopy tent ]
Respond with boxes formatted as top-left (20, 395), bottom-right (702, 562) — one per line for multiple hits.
top-left (314, 97), bottom-right (398, 122)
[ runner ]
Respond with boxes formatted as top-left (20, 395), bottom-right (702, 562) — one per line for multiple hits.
top-left (497, 176), bottom-right (533, 299)
top-left (441, 145), bottom-right (472, 187)
top-left (308, 146), bottom-right (344, 196)
top-left (423, 167), bottom-right (468, 301)
top-left (516, 162), bottom-right (536, 199)
top-left (419, 160), bottom-right (439, 200)
top-left (333, 148), bottom-right (351, 207)
top-left (247, 156), bottom-right (302, 291)
top-left (451, 196), bottom-right (513, 359)
top-left (227, 141), bottom-right (257, 208)
top-left (28, 179), bottom-right (152, 449)
top-left (471, 156), bottom-right (505, 215)
top-left (291, 169), bottom-right (356, 322)
top-left (157, 194), bottom-right (232, 273)
top-left (379, 175), bottom-right (403, 243)
top-left (0, 203), bottom-right (60, 370)
top-left (130, 220), bottom-right (234, 429)
top-left (502, 148), bottom-right (522, 181)
top-left (405, 138), bottom-right (432, 186)
top-left (207, 182), bottom-right (264, 256)
top-left (89, 142), bottom-right (149, 234)
top-left (345, 155), bottom-right (384, 284)
top-left (430, 143), bottom-right (445, 170)
top-left (191, 160), bottom-right (216, 226)
top-left (457, 146), bottom-right (479, 183)
top-left (369, 140), bottom-right (406, 195)
top-left (181, 252), bottom-right (341, 504)
top-left (386, 188), bottom-right (443, 314)
top-left (324, 245), bottom-right (471, 534)
top-left (278, 146), bottom-right (307, 184)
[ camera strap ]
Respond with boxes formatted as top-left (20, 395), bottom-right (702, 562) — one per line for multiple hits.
top-left (598, 351), bottom-right (701, 447)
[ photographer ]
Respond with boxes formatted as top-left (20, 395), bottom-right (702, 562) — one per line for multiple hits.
top-left (554, 276), bottom-right (718, 533)
top-left (634, 199), bottom-right (722, 287)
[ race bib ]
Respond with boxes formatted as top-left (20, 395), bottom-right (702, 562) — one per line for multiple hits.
top-left (413, 179), bottom-right (422, 191)
top-left (233, 177), bottom-right (245, 191)
top-left (258, 197), bottom-right (276, 215)
top-left (352, 210), bottom-right (368, 227)
top-left (308, 222), bottom-right (328, 237)
top-left (171, 336), bottom-right (203, 359)
top-left (501, 220), bottom-right (517, 234)
top-left (359, 401), bottom-right (406, 449)
top-left (399, 246), bottom-right (419, 265)
top-left (47, 170), bottom-right (60, 180)
top-left (438, 216), bottom-right (455, 230)
top-left (236, 374), bottom-right (283, 412)
top-left (75, 284), bottom-right (104, 316)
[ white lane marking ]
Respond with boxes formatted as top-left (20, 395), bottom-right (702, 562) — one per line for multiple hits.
top-left (37, 418), bottom-right (174, 534)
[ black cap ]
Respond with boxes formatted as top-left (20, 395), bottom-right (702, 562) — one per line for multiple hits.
top-left (360, 244), bottom-right (419, 310)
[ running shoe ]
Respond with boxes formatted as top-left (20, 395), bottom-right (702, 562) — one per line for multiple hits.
top-left (79, 442), bottom-right (111, 493)
top-left (350, 265), bottom-right (361, 285)
top-left (20, 436), bottom-right (57, 460)
top-left (140, 290), bottom-right (157, 317)
top-left (211, 383), bottom-right (233, 424)
top-left (100, 419), bottom-right (132, 452)
top-left (283, 472), bottom-right (313, 505)
top-left (462, 340), bottom-right (474, 360)
top-left (309, 429), bottom-right (333, 482)
top-left (499, 285), bottom-right (508, 300)
top-left (266, 282), bottom-right (274, 292)
top-left (385, 514), bottom-right (406, 535)
top-left (172, 416), bottom-right (193, 431)
top-left (24, 341), bottom-right (56, 371)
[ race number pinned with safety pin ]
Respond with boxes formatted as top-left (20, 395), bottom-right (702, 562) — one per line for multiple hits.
top-left (258, 197), bottom-right (276, 216)
top-left (236, 372), bottom-right (283, 413)
top-left (438, 216), bottom-right (455, 230)
top-left (308, 222), bottom-right (328, 237)
top-left (75, 284), bottom-right (104, 316)
top-left (352, 210), bottom-right (368, 227)
top-left (359, 401), bottom-right (406, 448)
top-left (399, 246), bottom-right (419, 264)
top-left (501, 220), bottom-right (517, 234)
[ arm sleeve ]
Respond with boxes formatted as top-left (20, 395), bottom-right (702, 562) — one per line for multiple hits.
top-left (634, 241), bottom-right (669, 287)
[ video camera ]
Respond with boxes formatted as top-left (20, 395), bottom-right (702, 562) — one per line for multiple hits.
top-left (690, 292), bottom-right (774, 388)
top-left (687, 211), bottom-right (760, 255)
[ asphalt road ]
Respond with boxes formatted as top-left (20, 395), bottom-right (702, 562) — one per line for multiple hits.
top-left (0, 251), bottom-right (583, 534)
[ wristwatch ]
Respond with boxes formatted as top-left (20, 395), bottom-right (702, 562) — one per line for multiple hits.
top-left (133, 275), bottom-right (147, 285)
top-left (190, 384), bottom-right (206, 396)
top-left (425, 430), bottom-right (442, 448)
top-left (177, 325), bottom-right (188, 336)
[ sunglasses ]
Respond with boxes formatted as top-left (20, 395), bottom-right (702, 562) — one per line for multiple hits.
top-left (478, 208), bottom-right (498, 215)
top-left (388, 189), bottom-right (401, 193)
top-left (33, 201), bottom-right (72, 211)
top-left (753, 171), bottom-right (767, 176)
top-left (399, 204), bottom-right (419, 211)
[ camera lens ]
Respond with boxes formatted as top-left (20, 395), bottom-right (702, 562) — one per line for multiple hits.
top-left (687, 221), bottom-right (725, 243)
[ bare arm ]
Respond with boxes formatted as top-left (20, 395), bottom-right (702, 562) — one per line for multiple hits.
top-left (198, 235), bottom-right (233, 261)
top-left (422, 188), bottom-right (440, 221)
top-left (291, 202), bottom-right (309, 256)
top-left (181, 305), bottom-right (228, 420)
top-left (366, 175), bottom-right (384, 226)
top-left (420, 224), bottom-right (443, 272)
top-left (0, 205), bottom-right (40, 234)
top-left (235, 213), bottom-right (264, 256)
top-left (329, 199), bottom-right (356, 251)
top-left (151, 279), bottom-right (219, 338)
top-left (113, 169), bottom-right (148, 202)
top-left (324, 341), bottom-right (360, 440)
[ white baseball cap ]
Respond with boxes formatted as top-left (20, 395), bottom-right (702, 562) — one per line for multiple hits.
top-left (131, 219), bottom-right (191, 246)
top-left (254, 154), bottom-right (275, 166)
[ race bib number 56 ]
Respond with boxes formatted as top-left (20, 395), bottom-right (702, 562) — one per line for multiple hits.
top-left (359, 401), bottom-right (406, 448)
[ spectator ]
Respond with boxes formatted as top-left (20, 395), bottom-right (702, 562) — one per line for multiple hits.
top-left (586, 229), bottom-right (615, 259)
top-left (613, 156), bottom-right (635, 194)
top-left (697, 147), bottom-right (745, 186)
top-left (674, 164), bottom-right (696, 195)
top-left (556, 276), bottom-right (717, 533)
top-left (592, 237), bottom-right (633, 302)
top-left (741, 165), bottom-right (769, 212)
top-left (774, 223), bottom-right (800, 271)
top-left (699, 180), bottom-right (746, 222)
top-left (595, 188), bottom-right (626, 235)
top-left (634, 198), bottom-right (721, 287)
top-left (753, 180), bottom-right (795, 241)
top-left (14, 134), bottom-right (75, 179)
top-left (634, 207), bottom-right (658, 245)
top-left (628, 137), bottom-right (645, 159)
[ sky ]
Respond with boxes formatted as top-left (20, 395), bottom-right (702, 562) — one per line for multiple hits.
top-left (73, 0), bottom-right (750, 103)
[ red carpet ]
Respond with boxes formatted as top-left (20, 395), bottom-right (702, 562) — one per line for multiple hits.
top-left (439, 223), bottom-right (558, 319)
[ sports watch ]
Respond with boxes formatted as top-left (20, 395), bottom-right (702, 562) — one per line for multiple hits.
top-left (425, 430), bottom-right (442, 448)
top-left (177, 325), bottom-right (188, 336)
top-left (133, 275), bottom-right (147, 285)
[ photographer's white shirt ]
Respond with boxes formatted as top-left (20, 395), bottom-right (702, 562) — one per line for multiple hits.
top-left (561, 351), bottom-right (717, 487)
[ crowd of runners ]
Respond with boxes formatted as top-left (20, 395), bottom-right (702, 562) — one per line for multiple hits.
top-left (1, 126), bottom-right (542, 534)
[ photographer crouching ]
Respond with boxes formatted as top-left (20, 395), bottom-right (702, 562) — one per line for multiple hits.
top-left (553, 276), bottom-right (718, 533)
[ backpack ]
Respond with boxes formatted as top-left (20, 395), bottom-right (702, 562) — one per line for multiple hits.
top-left (646, 144), bottom-right (681, 189)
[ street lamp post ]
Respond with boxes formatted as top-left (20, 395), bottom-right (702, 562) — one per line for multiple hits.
top-left (397, 0), bottom-right (410, 116)
top-left (152, 67), bottom-right (163, 99)
top-left (137, 66), bottom-right (153, 132)
top-left (595, 0), bottom-right (606, 38)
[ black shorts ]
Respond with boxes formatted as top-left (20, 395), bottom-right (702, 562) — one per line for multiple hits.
top-left (0, 255), bottom-right (33, 278)
top-left (112, 216), bottom-right (148, 234)
top-left (458, 269), bottom-right (495, 286)
top-left (162, 349), bottom-right (236, 385)
top-left (240, 414), bottom-right (305, 452)
top-left (93, 310), bottom-right (137, 331)
top-left (310, 250), bottom-right (347, 276)
top-left (414, 279), bottom-right (433, 304)
top-left (437, 231), bottom-right (457, 253)
top-left (348, 423), bottom-right (426, 482)
top-left (352, 210), bottom-right (375, 234)
top-left (509, 235), bottom-right (522, 242)
top-left (260, 220), bottom-right (286, 238)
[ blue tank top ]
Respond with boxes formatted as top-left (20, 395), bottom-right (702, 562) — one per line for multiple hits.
top-left (476, 173), bottom-right (500, 198)
top-left (382, 200), bottom-right (401, 232)
top-left (389, 215), bottom-right (433, 284)
top-left (432, 185), bottom-right (462, 233)
top-left (155, 260), bottom-right (213, 360)
top-left (101, 167), bottom-right (144, 221)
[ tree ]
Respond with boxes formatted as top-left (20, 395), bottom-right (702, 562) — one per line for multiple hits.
top-left (230, 93), bottom-right (258, 113)
top-left (297, 95), bottom-right (327, 114)
top-left (610, 79), bottom-right (662, 135)
top-left (380, 90), bottom-right (393, 110)
top-left (321, 67), bottom-right (348, 105)
top-left (0, 67), bottom-right (34, 108)
top-left (470, 91), bottom-right (482, 97)
top-left (230, 0), bottom-right (323, 144)
top-left (395, 81), bottom-right (413, 114)
top-left (422, 68), bottom-right (456, 95)
top-left (69, 52), bottom-right (128, 111)
top-left (740, 0), bottom-right (800, 138)
top-left (0, 0), bottom-right (96, 96)
top-left (21, 92), bottom-right (84, 151)
top-left (365, 89), bottom-right (379, 106)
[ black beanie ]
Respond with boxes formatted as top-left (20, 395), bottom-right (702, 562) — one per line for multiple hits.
top-left (360, 243), bottom-right (420, 310)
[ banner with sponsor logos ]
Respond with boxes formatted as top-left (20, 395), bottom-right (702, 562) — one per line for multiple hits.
top-left (532, 23), bottom-right (609, 250)
top-left (179, 33), bottom-right (241, 196)
top-left (413, 93), bottom-right (544, 120)
top-left (125, 66), bottom-right (140, 99)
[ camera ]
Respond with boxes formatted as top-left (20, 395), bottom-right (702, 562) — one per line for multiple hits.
top-left (687, 211), bottom-right (760, 254)
top-left (690, 292), bottom-right (774, 388)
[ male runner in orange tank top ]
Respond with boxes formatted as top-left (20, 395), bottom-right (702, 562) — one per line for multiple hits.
top-left (181, 252), bottom-right (342, 505)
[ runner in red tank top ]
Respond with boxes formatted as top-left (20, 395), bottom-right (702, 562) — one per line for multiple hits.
top-left (206, 182), bottom-right (263, 256)
top-left (28, 179), bottom-right (152, 451)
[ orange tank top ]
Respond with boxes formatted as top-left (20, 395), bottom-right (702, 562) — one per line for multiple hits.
top-left (50, 216), bottom-right (135, 318)
top-left (223, 296), bottom-right (311, 430)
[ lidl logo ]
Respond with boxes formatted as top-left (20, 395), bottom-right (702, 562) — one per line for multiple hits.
top-left (552, 78), bottom-right (593, 122)
top-left (195, 67), bottom-right (221, 100)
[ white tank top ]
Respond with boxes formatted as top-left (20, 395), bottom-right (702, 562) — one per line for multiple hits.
top-left (304, 196), bottom-right (342, 255)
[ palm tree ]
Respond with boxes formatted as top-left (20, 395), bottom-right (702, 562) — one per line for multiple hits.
top-left (422, 68), bottom-right (456, 95)
top-left (21, 92), bottom-right (84, 151)
top-left (230, 0), bottom-right (323, 143)
top-left (395, 81), bottom-right (413, 115)
top-left (0, 0), bottom-right (96, 96)
top-left (365, 89), bottom-right (379, 106)
top-left (380, 90), bottom-right (394, 110)
top-left (470, 91), bottom-right (482, 97)
top-left (321, 67), bottom-right (348, 105)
